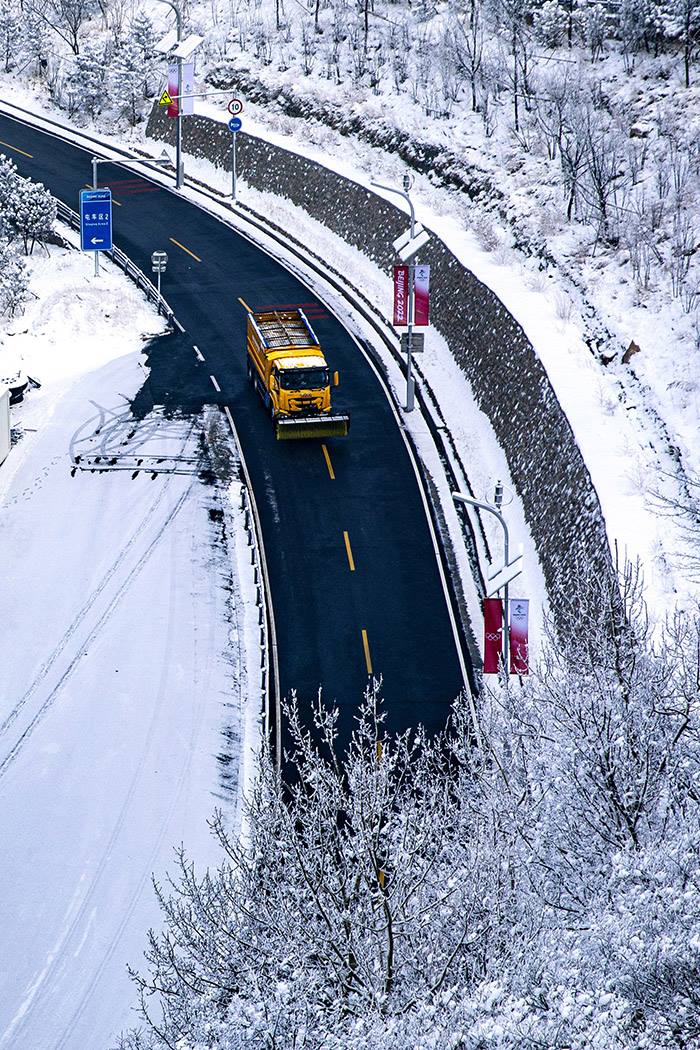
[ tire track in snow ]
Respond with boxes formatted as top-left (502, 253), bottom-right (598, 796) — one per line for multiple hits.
top-left (1, 480), bottom-right (207, 1049)
top-left (0, 419), bottom-right (198, 775)
top-left (52, 494), bottom-right (218, 1048)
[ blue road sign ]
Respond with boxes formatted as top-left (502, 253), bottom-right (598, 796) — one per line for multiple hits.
top-left (228, 117), bottom-right (242, 133)
top-left (80, 189), bottom-right (113, 252)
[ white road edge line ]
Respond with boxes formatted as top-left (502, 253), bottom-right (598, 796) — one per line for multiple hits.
top-left (193, 345), bottom-right (205, 362)
top-left (209, 374), bottom-right (221, 393)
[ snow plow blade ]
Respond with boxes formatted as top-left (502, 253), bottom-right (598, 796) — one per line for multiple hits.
top-left (276, 414), bottom-right (350, 441)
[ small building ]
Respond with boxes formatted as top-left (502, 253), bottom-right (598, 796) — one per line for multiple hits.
top-left (0, 386), bottom-right (10, 466)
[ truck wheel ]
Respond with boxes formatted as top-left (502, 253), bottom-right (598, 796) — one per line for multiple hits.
top-left (246, 359), bottom-right (254, 386)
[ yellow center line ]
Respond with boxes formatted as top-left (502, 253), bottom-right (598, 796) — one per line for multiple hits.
top-left (0, 139), bottom-right (32, 158)
top-left (343, 531), bottom-right (356, 572)
top-left (321, 443), bottom-right (335, 480)
top-left (238, 296), bottom-right (253, 313)
top-left (169, 237), bottom-right (201, 262)
top-left (362, 629), bottom-right (373, 675)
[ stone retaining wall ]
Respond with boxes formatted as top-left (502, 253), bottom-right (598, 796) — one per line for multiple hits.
top-left (147, 104), bottom-right (611, 608)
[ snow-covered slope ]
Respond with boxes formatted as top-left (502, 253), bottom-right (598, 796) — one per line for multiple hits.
top-left (0, 236), bottom-right (252, 1050)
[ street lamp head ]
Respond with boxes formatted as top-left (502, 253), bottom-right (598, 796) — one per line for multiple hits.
top-left (402, 174), bottom-right (412, 192)
top-left (494, 479), bottom-right (504, 508)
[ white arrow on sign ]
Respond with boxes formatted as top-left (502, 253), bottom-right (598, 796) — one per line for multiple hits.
top-left (485, 554), bottom-right (523, 597)
top-left (91, 237), bottom-right (104, 245)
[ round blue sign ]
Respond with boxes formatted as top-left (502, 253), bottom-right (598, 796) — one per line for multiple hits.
top-left (228, 117), bottom-right (242, 133)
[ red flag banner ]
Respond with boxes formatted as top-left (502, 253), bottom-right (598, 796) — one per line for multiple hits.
top-left (414, 264), bottom-right (430, 326)
top-left (393, 265), bottom-right (409, 326)
top-left (509, 598), bottom-right (529, 675)
top-left (483, 597), bottom-right (503, 674)
top-left (167, 63), bottom-right (179, 118)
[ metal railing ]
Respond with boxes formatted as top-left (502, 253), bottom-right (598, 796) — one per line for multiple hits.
top-left (223, 406), bottom-right (280, 766)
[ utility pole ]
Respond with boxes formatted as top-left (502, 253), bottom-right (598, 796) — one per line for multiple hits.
top-left (453, 483), bottom-right (516, 675)
top-left (371, 176), bottom-right (428, 413)
top-left (403, 175), bottom-right (416, 413)
top-left (157, 0), bottom-right (184, 188)
top-left (92, 156), bottom-right (99, 277)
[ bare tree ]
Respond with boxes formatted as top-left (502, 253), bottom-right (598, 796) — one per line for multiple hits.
top-left (451, 0), bottom-right (484, 111)
top-left (27, 0), bottom-right (94, 54)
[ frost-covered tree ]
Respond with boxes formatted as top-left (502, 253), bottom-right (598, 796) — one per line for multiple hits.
top-left (4, 175), bottom-right (57, 253)
top-left (116, 560), bottom-right (700, 1050)
top-left (576, 0), bottom-right (608, 59)
top-left (663, 0), bottom-right (700, 84)
top-left (127, 10), bottom-right (158, 97)
top-left (487, 0), bottom-right (536, 130)
top-left (0, 241), bottom-right (29, 315)
top-left (0, 0), bottom-right (20, 73)
top-left (0, 152), bottom-right (18, 208)
top-left (533, 0), bottom-right (569, 47)
top-left (118, 689), bottom-right (500, 1048)
top-left (26, 0), bottom-right (93, 55)
top-left (111, 37), bottom-right (145, 124)
top-left (450, 0), bottom-right (485, 111)
top-left (19, 13), bottom-right (50, 78)
top-left (65, 41), bottom-right (107, 117)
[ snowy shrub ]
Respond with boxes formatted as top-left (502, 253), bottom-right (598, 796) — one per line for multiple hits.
top-left (3, 175), bottom-right (57, 254)
top-left (575, 0), bottom-right (609, 59)
top-left (0, 151), bottom-right (17, 210)
top-left (533, 0), bottom-right (570, 47)
top-left (0, 241), bottom-right (28, 316)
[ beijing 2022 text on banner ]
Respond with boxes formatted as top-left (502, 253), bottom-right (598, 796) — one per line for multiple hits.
top-left (483, 597), bottom-right (503, 674)
top-left (509, 598), bottom-right (529, 675)
top-left (393, 265), bottom-right (409, 326)
top-left (414, 264), bottom-right (430, 326)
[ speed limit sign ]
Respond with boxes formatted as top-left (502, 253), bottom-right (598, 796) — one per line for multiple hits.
top-left (227, 98), bottom-right (243, 116)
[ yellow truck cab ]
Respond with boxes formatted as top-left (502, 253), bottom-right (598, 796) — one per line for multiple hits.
top-left (246, 308), bottom-right (350, 440)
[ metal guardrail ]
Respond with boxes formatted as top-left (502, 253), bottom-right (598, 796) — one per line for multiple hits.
top-left (223, 405), bottom-right (280, 765)
top-left (55, 200), bottom-right (177, 325)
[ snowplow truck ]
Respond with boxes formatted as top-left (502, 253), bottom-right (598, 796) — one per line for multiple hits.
top-left (246, 308), bottom-right (350, 440)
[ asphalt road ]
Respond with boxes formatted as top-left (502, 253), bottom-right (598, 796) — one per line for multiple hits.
top-left (0, 113), bottom-right (468, 751)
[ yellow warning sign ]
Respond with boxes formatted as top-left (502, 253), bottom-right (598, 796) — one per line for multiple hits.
top-left (159, 90), bottom-right (174, 106)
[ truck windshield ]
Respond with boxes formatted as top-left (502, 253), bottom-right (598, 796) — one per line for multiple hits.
top-left (279, 368), bottom-right (329, 391)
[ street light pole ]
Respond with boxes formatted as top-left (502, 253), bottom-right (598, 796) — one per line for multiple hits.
top-left (371, 176), bottom-right (417, 412)
top-left (453, 484), bottom-right (511, 674)
top-left (92, 156), bottom-right (99, 277)
top-left (157, 0), bottom-right (184, 189)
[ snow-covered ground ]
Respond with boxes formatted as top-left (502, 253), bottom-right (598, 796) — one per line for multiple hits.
top-left (0, 234), bottom-right (257, 1049)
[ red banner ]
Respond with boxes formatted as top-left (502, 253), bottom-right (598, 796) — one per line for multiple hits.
top-left (167, 63), bottom-right (179, 118)
top-left (393, 265), bottom-right (409, 326)
top-left (414, 264), bottom-right (430, 326)
top-left (509, 599), bottom-right (529, 675)
top-left (483, 598), bottom-right (503, 674)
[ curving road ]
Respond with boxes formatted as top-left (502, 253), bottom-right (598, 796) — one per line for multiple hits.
top-left (0, 111), bottom-right (468, 747)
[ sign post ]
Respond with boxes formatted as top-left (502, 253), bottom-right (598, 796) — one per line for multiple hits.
top-left (151, 250), bottom-right (168, 301)
top-left (80, 188), bottom-right (113, 277)
top-left (228, 116), bottom-right (242, 200)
